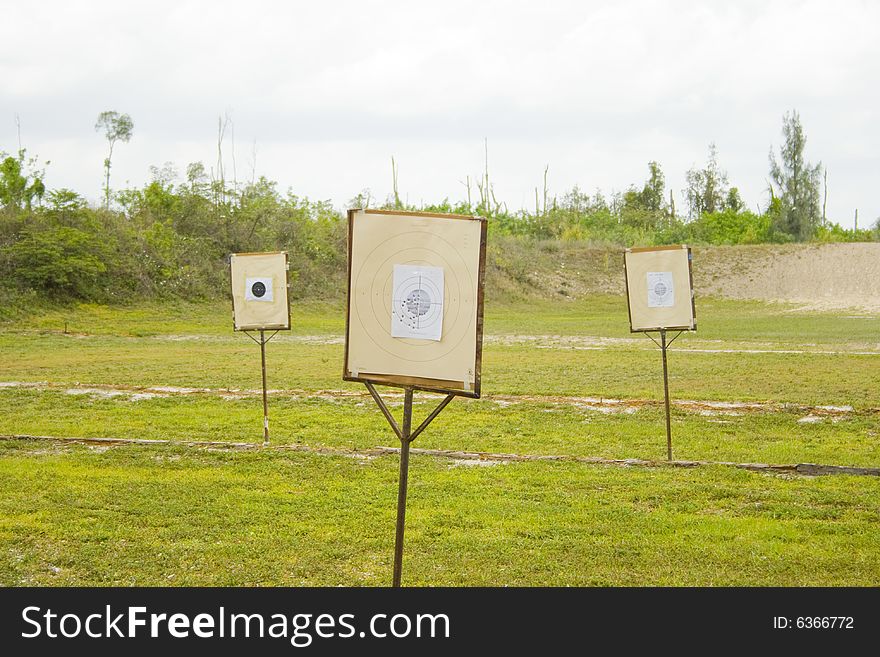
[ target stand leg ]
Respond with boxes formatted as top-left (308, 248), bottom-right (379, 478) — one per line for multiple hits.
top-left (660, 329), bottom-right (672, 461)
top-left (242, 329), bottom-right (279, 445)
top-left (392, 388), bottom-right (414, 588)
top-left (260, 330), bottom-right (270, 445)
top-left (364, 382), bottom-right (455, 587)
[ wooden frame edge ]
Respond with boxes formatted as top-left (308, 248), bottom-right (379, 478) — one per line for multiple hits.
top-left (359, 207), bottom-right (478, 221)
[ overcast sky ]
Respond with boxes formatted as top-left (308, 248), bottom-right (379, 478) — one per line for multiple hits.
top-left (1, 0), bottom-right (877, 226)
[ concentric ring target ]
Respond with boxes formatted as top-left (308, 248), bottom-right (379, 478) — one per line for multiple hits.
top-left (346, 210), bottom-right (484, 391)
top-left (392, 273), bottom-right (443, 332)
top-left (353, 232), bottom-right (474, 364)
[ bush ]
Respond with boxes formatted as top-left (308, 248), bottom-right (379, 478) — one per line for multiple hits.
top-left (3, 224), bottom-right (107, 297)
top-left (686, 209), bottom-right (774, 245)
top-left (0, 156), bottom-right (875, 308)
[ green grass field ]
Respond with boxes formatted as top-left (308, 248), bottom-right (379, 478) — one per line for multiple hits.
top-left (1, 296), bottom-right (879, 586)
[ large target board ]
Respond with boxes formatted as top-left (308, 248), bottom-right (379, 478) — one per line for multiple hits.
top-left (344, 209), bottom-right (487, 397)
top-left (624, 245), bottom-right (696, 332)
top-left (230, 251), bottom-right (291, 331)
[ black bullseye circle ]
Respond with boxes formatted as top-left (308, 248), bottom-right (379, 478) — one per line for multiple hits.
top-left (405, 289), bottom-right (432, 316)
top-left (251, 281), bottom-right (267, 298)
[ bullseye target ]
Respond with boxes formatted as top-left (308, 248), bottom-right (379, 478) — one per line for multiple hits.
top-left (344, 209), bottom-right (487, 397)
top-left (624, 245), bottom-right (696, 332)
top-left (391, 264), bottom-right (444, 340)
top-left (230, 252), bottom-right (290, 331)
top-left (245, 277), bottom-right (274, 302)
top-left (646, 271), bottom-right (674, 308)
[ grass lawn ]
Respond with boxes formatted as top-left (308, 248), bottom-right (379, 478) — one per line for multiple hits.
top-left (0, 391), bottom-right (878, 467)
top-left (1, 296), bottom-right (878, 586)
top-left (2, 439), bottom-right (878, 587)
top-left (2, 297), bottom-right (877, 405)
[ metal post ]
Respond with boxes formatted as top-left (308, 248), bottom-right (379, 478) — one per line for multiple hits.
top-left (392, 387), bottom-right (414, 587)
top-left (660, 329), bottom-right (672, 461)
top-left (260, 330), bottom-right (269, 445)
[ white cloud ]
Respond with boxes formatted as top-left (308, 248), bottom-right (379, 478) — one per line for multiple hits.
top-left (0, 0), bottom-right (877, 225)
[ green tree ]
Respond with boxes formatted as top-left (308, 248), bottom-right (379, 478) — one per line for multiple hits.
top-left (638, 161), bottom-right (665, 212)
top-left (685, 143), bottom-right (729, 218)
top-left (769, 110), bottom-right (822, 241)
top-left (724, 187), bottom-right (744, 213)
top-left (186, 162), bottom-right (208, 194)
top-left (95, 111), bottom-right (134, 209)
top-left (3, 224), bottom-right (107, 296)
top-left (45, 189), bottom-right (87, 226)
top-left (619, 162), bottom-right (668, 233)
top-left (0, 149), bottom-right (46, 212)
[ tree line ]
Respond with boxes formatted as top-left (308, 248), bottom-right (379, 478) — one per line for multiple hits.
top-left (0, 110), bottom-right (875, 305)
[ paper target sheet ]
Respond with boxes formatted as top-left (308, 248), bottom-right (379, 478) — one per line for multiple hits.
top-left (245, 277), bottom-right (274, 302)
top-left (391, 265), bottom-right (444, 341)
top-left (646, 271), bottom-right (674, 308)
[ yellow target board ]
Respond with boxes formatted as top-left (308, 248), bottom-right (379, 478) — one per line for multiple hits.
top-left (344, 209), bottom-right (487, 397)
top-left (624, 245), bottom-right (696, 332)
top-left (230, 251), bottom-right (291, 331)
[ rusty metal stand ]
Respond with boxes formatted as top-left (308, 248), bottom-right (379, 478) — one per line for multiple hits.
top-left (647, 329), bottom-right (682, 460)
top-left (365, 382), bottom-right (454, 587)
top-left (244, 329), bottom-right (279, 445)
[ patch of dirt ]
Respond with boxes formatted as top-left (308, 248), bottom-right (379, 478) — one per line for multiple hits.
top-left (485, 334), bottom-right (642, 347)
top-left (696, 243), bottom-right (880, 312)
top-left (674, 347), bottom-right (880, 355)
top-left (449, 458), bottom-right (506, 468)
top-left (5, 434), bottom-right (878, 477)
top-left (64, 388), bottom-right (127, 399)
top-left (1, 381), bottom-right (873, 417)
top-left (156, 334), bottom-right (345, 345)
top-left (485, 239), bottom-right (624, 302)
top-left (488, 240), bottom-right (880, 312)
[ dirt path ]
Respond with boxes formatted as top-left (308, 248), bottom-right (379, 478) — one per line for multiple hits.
top-left (18, 331), bottom-right (880, 354)
top-left (3, 433), bottom-right (878, 478)
top-left (0, 380), bottom-right (872, 420)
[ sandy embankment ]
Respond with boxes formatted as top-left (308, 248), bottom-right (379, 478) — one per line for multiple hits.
top-left (695, 243), bottom-right (880, 312)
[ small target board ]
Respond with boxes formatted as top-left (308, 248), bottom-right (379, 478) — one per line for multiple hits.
top-left (344, 209), bottom-right (487, 397)
top-left (230, 251), bottom-right (290, 331)
top-left (624, 245), bottom-right (696, 332)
